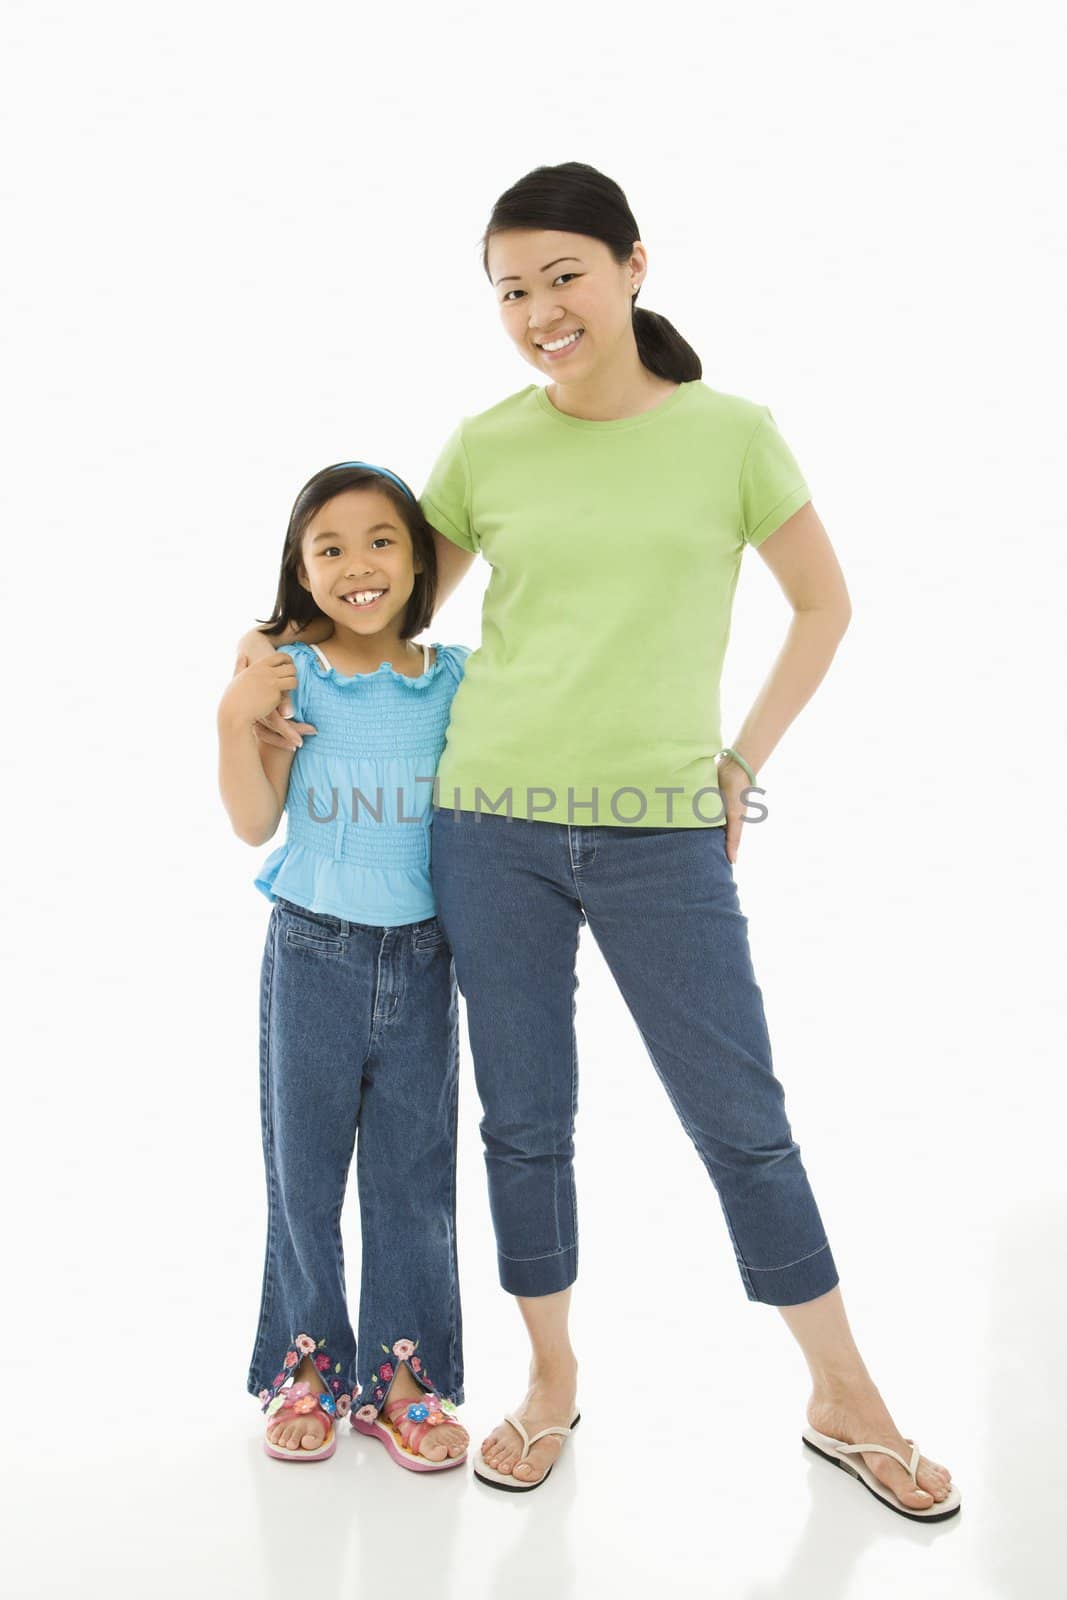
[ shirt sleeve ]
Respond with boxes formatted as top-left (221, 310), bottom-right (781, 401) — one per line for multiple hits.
top-left (419, 421), bottom-right (479, 552)
top-left (739, 408), bottom-right (811, 547)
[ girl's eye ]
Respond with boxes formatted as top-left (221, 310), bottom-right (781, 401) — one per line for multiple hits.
top-left (320, 540), bottom-right (390, 556)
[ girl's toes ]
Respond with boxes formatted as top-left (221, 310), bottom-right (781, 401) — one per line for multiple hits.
top-left (419, 1435), bottom-right (449, 1462)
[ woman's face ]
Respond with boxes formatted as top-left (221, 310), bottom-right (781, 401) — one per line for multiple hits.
top-left (487, 229), bottom-right (647, 382)
top-left (297, 488), bottom-right (422, 640)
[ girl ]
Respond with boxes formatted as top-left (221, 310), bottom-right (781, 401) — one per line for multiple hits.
top-left (218, 460), bottom-right (471, 1472)
top-left (240, 166), bottom-right (958, 1520)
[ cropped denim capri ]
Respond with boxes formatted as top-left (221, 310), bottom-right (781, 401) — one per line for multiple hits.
top-left (429, 809), bottom-right (839, 1307)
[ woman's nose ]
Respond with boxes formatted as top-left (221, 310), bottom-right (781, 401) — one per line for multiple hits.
top-left (528, 299), bottom-right (564, 330)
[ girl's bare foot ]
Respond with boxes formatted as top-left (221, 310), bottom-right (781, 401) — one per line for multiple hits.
top-left (385, 1363), bottom-right (469, 1461)
top-left (479, 1358), bottom-right (578, 1486)
top-left (807, 1379), bottom-right (954, 1512)
top-left (265, 1356), bottom-right (331, 1453)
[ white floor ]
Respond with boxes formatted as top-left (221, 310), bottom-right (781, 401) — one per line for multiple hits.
top-left (12, 884), bottom-right (1063, 1600)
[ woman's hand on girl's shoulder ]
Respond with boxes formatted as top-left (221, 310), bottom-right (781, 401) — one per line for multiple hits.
top-left (220, 651), bottom-right (300, 735)
top-left (232, 631), bottom-right (317, 752)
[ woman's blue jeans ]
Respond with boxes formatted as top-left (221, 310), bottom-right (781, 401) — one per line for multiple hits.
top-left (246, 898), bottom-right (464, 1414)
top-left (429, 809), bottom-right (838, 1307)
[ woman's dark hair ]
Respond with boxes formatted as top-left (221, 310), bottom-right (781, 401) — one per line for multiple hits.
top-left (481, 161), bottom-right (701, 384)
top-left (257, 464), bottom-right (438, 641)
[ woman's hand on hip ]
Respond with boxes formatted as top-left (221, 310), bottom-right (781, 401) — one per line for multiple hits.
top-left (716, 759), bottom-right (751, 865)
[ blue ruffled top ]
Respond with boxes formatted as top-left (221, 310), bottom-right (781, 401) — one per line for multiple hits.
top-left (254, 639), bottom-right (471, 926)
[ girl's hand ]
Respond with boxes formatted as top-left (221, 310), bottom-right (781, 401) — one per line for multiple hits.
top-left (233, 634), bottom-right (317, 751)
top-left (220, 652), bottom-right (300, 731)
top-left (715, 758), bottom-right (752, 865)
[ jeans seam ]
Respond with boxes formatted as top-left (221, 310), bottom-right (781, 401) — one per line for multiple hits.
top-left (445, 973), bottom-right (461, 1391)
top-left (621, 1005), bottom-right (756, 1296)
top-left (249, 912), bottom-right (280, 1384)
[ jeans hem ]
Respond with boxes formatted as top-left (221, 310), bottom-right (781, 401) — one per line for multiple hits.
top-left (499, 1244), bottom-right (578, 1297)
top-left (741, 1241), bottom-right (840, 1307)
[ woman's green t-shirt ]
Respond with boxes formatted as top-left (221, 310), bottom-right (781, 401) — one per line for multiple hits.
top-left (419, 380), bottom-right (810, 829)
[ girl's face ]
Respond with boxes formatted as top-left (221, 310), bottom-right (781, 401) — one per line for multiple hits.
top-left (298, 488), bottom-right (422, 640)
top-left (487, 228), bottom-right (647, 382)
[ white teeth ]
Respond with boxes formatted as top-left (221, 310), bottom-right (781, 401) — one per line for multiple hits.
top-left (540, 329), bottom-right (583, 352)
top-left (343, 590), bottom-right (385, 607)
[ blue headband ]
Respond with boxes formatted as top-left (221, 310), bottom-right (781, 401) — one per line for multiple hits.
top-left (334, 460), bottom-right (416, 504)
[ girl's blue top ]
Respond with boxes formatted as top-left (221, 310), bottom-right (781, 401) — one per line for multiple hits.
top-left (254, 639), bottom-right (471, 926)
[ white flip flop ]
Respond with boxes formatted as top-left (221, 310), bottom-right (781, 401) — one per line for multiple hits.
top-left (473, 1410), bottom-right (581, 1492)
top-left (802, 1425), bottom-right (961, 1521)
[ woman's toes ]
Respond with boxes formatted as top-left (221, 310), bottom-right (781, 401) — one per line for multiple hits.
top-left (917, 1457), bottom-right (951, 1500)
top-left (877, 1459), bottom-right (932, 1508)
top-left (512, 1438), bottom-right (560, 1485)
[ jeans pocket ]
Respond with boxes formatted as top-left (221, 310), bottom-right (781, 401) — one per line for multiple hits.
top-left (411, 916), bottom-right (449, 953)
top-left (278, 900), bottom-right (346, 956)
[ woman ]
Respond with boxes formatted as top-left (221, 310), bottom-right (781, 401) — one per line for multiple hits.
top-left (240, 161), bottom-right (958, 1518)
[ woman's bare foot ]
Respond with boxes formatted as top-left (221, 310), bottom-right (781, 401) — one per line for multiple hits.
top-left (479, 1358), bottom-right (578, 1486)
top-left (385, 1364), bottom-right (469, 1461)
top-left (265, 1356), bottom-right (331, 1453)
top-left (807, 1378), bottom-right (954, 1512)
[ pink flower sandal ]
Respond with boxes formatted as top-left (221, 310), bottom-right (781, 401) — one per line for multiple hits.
top-left (473, 1410), bottom-right (581, 1493)
top-left (802, 1425), bottom-right (961, 1521)
top-left (351, 1394), bottom-right (467, 1474)
top-left (262, 1381), bottom-right (337, 1463)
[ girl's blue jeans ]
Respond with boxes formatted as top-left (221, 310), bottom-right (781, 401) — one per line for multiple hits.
top-left (429, 808), bottom-right (839, 1307)
top-left (246, 897), bottom-right (464, 1415)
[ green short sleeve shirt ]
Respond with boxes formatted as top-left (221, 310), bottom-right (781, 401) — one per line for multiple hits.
top-left (420, 380), bottom-right (810, 827)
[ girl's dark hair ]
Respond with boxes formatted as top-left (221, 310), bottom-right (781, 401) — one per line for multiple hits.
top-left (481, 161), bottom-right (701, 384)
top-left (257, 464), bottom-right (438, 641)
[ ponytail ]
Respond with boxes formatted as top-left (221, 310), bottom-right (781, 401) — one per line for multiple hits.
top-left (632, 303), bottom-right (702, 383)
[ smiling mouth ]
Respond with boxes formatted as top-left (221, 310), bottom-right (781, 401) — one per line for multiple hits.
top-left (537, 328), bottom-right (585, 353)
top-left (341, 589), bottom-right (388, 608)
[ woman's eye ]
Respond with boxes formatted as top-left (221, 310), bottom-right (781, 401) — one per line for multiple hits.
top-left (503, 273), bottom-right (578, 305)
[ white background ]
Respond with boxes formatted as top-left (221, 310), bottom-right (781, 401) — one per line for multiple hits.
top-left (3, 2), bottom-right (1064, 1596)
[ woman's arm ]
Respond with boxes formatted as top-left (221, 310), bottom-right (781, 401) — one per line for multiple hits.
top-left (217, 654), bottom-right (299, 845)
top-left (719, 500), bottom-right (852, 859)
top-left (431, 528), bottom-right (478, 612)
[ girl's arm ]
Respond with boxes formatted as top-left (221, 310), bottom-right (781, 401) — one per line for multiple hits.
top-left (217, 653), bottom-right (299, 845)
